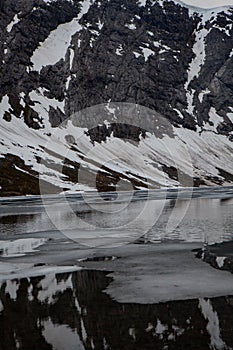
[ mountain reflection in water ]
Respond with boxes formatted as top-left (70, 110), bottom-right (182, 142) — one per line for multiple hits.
top-left (0, 270), bottom-right (233, 350)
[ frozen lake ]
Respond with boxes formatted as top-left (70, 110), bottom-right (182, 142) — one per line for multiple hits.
top-left (0, 187), bottom-right (233, 349)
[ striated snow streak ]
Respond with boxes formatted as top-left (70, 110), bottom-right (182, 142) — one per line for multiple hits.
top-left (185, 25), bottom-right (209, 117)
top-left (186, 26), bottom-right (208, 85)
top-left (7, 14), bottom-right (20, 33)
top-left (0, 95), bottom-right (233, 191)
top-left (0, 99), bottom-right (89, 189)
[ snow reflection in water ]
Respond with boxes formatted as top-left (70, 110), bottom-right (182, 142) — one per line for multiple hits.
top-left (0, 270), bottom-right (233, 350)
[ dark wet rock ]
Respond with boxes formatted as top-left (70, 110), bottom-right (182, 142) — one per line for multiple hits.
top-left (196, 242), bottom-right (233, 274)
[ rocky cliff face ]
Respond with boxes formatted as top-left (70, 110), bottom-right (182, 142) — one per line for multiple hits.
top-left (0, 0), bottom-right (233, 195)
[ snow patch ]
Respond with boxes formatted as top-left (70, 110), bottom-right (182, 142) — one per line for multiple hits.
top-left (96, 20), bottom-right (103, 30)
top-left (0, 95), bottom-right (11, 114)
top-left (133, 51), bottom-right (141, 58)
top-left (125, 23), bottom-right (136, 30)
top-left (7, 14), bottom-right (20, 33)
top-left (138, 0), bottom-right (147, 6)
top-left (31, 0), bottom-right (92, 71)
top-left (227, 112), bottom-right (233, 123)
top-left (208, 107), bottom-right (222, 129)
top-left (115, 44), bottom-right (124, 56)
top-left (216, 257), bottom-right (226, 268)
top-left (140, 47), bottom-right (155, 61)
top-left (198, 89), bottom-right (211, 103)
top-left (69, 47), bottom-right (75, 70)
top-left (105, 101), bottom-right (116, 117)
top-left (30, 87), bottom-right (65, 115)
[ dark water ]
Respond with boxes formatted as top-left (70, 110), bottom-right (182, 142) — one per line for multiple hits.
top-left (0, 269), bottom-right (233, 350)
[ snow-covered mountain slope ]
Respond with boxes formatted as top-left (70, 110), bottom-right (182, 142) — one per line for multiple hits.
top-left (0, 0), bottom-right (233, 196)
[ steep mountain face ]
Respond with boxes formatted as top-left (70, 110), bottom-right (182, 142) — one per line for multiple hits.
top-left (0, 0), bottom-right (233, 195)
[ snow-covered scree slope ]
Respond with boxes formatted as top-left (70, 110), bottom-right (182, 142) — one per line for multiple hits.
top-left (0, 0), bottom-right (233, 195)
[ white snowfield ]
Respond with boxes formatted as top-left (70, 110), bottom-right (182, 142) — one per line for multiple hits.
top-left (0, 97), bottom-right (233, 191)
